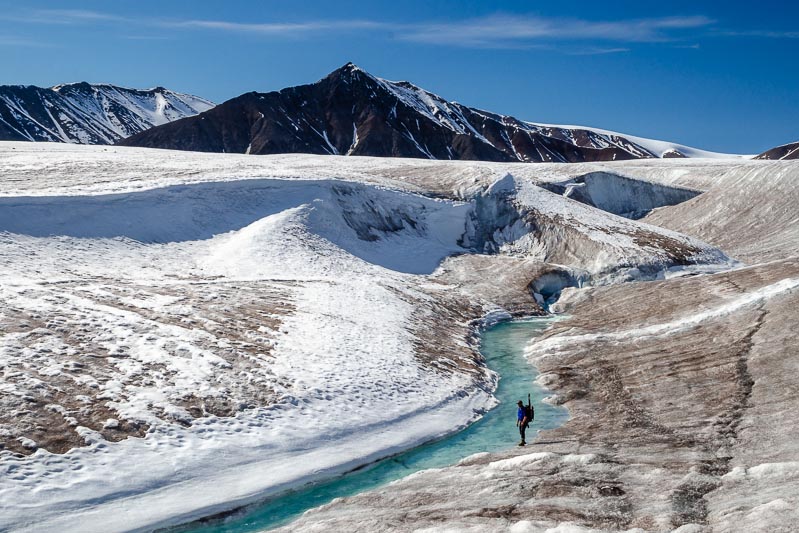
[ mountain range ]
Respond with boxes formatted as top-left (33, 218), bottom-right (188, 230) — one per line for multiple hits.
top-left (1, 64), bottom-right (794, 161)
top-left (0, 83), bottom-right (214, 144)
top-left (119, 63), bottom-right (736, 162)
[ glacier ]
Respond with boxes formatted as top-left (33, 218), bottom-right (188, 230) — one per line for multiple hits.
top-left (0, 142), bottom-right (796, 532)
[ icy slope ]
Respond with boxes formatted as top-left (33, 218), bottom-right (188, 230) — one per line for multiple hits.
top-left (0, 83), bottom-right (213, 144)
top-left (280, 258), bottom-right (799, 532)
top-left (0, 180), bottom-right (488, 532)
top-left (643, 160), bottom-right (799, 262)
top-left (265, 155), bottom-right (799, 533)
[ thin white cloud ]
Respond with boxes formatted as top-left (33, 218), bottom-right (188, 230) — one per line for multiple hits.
top-left (29, 9), bottom-right (127, 24)
top-left (0, 35), bottom-right (55, 47)
top-left (718, 30), bottom-right (799, 39)
top-left (567, 47), bottom-right (631, 56)
top-left (5, 9), bottom-right (390, 37)
top-left (121, 35), bottom-right (173, 41)
top-left (10, 9), bottom-right (791, 51)
top-left (161, 14), bottom-right (715, 49)
top-left (396, 15), bottom-right (714, 47)
top-left (164, 19), bottom-right (387, 34)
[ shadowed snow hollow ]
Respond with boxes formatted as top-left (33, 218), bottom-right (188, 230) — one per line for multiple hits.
top-left (0, 180), bottom-right (472, 275)
top-left (540, 171), bottom-right (701, 219)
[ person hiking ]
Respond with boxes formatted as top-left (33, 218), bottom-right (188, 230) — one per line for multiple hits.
top-left (516, 399), bottom-right (530, 446)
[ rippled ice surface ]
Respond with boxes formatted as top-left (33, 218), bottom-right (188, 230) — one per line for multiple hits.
top-left (175, 318), bottom-right (569, 533)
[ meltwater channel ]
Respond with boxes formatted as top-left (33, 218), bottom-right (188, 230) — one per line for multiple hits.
top-left (174, 318), bottom-right (569, 532)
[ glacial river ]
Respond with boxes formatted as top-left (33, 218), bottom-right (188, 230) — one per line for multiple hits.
top-left (174, 317), bottom-right (569, 532)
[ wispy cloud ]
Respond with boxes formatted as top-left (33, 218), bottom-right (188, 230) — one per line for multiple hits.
top-left (13, 9), bottom-right (128, 25)
top-left (395, 15), bottom-right (714, 48)
top-left (151, 14), bottom-right (716, 51)
top-left (0, 35), bottom-right (55, 47)
top-left (37, 9), bottom-right (125, 21)
top-left (166, 14), bottom-right (713, 48)
top-left (567, 47), bottom-right (631, 56)
top-left (163, 19), bottom-right (387, 34)
top-left (6, 9), bottom-right (386, 35)
top-left (3, 8), bottom-right (712, 38)
top-left (717, 30), bottom-right (799, 39)
top-left (8, 9), bottom-right (793, 52)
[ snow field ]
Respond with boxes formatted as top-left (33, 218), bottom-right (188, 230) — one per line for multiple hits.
top-left (528, 275), bottom-right (799, 361)
top-left (0, 143), bottom-right (753, 531)
top-left (0, 166), bottom-right (492, 531)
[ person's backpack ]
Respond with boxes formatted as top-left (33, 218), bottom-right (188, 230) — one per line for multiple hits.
top-left (525, 404), bottom-right (534, 423)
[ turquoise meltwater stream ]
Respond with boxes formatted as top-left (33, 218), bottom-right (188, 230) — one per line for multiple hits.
top-left (174, 318), bottom-right (568, 532)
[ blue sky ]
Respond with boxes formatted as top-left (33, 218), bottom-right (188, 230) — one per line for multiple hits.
top-left (2, 1), bottom-right (797, 153)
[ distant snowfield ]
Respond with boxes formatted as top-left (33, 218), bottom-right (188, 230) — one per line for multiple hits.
top-left (0, 143), bottom-right (748, 531)
top-left (0, 141), bottom-right (754, 198)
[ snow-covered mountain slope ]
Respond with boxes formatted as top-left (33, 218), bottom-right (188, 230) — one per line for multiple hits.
top-left (0, 83), bottom-right (214, 144)
top-left (120, 63), bottom-right (741, 162)
top-left (754, 140), bottom-right (799, 160)
top-left (0, 142), bottom-right (735, 532)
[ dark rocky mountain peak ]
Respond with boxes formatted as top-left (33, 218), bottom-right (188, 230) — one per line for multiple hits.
top-left (119, 64), bottom-right (724, 162)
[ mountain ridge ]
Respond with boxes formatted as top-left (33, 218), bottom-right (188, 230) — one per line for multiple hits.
top-left (120, 62), bottom-right (740, 162)
top-left (0, 83), bottom-right (214, 144)
top-left (754, 140), bottom-right (799, 160)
